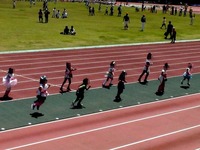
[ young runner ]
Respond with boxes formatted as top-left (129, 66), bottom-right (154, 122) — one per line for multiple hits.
top-left (2, 68), bottom-right (17, 99)
top-left (156, 63), bottom-right (169, 95)
top-left (31, 76), bottom-right (50, 110)
top-left (114, 70), bottom-right (127, 102)
top-left (181, 63), bottom-right (192, 86)
top-left (60, 62), bottom-right (76, 92)
top-left (71, 78), bottom-right (91, 108)
top-left (102, 61), bottom-right (116, 89)
top-left (138, 52), bottom-right (152, 83)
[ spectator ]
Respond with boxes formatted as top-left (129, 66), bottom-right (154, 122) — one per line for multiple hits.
top-left (141, 14), bottom-right (146, 31)
top-left (44, 8), bottom-right (50, 23)
top-left (104, 7), bottom-right (108, 15)
top-left (91, 7), bottom-right (95, 16)
top-left (164, 21), bottom-right (173, 39)
top-left (117, 5), bottom-right (122, 17)
top-left (160, 17), bottom-right (166, 29)
top-left (110, 5), bottom-right (114, 16)
top-left (69, 26), bottom-right (76, 35)
top-left (62, 8), bottom-right (68, 18)
top-left (52, 7), bottom-right (56, 18)
top-left (123, 13), bottom-right (130, 30)
top-left (189, 8), bottom-right (195, 25)
top-left (142, 2), bottom-right (145, 11)
top-left (13, 0), bottom-right (16, 9)
top-left (38, 9), bottom-right (43, 23)
top-left (56, 10), bottom-right (60, 18)
top-left (64, 26), bottom-right (69, 34)
top-left (190, 14), bottom-right (195, 25)
top-left (171, 27), bottom-right (176, 43)
top-left (98, 2), bottom-right (101, 12)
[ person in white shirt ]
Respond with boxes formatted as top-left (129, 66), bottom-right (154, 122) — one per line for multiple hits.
top-left (31, 76), bottom-right (50, 110)
top-left (156, 63), bottom-right (169, 94)
top-left (2, 68), bottom-right (17, 99)
top-left (181, 63), bottom-right (192, 86)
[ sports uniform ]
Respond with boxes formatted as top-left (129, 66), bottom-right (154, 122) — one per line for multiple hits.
top-left (31, 76), bottom-right (50, 110)
top-left (114, 70), bottom-right (127, 102)
top-left (138, 53), bottom-right (152, 83)
top-left (60, 62), bottom-right (76, 92)
top-left (181, 63), bottom-right (192, 86)
top-left (2, 68), bottom-right (17, 99)
top-left (71, 78), bottom-right (91, 108)
top-left (102, 61), bottom-right (116, 88)
top-left (156, 63), bottom-right (169, 94)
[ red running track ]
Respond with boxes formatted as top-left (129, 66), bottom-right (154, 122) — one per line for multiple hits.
top-left (0, 41), bottom-right (200, 149)
top-left (0, 41), bottom-right (200, 100)
top-left (1, 94), bottom-right (200, 150)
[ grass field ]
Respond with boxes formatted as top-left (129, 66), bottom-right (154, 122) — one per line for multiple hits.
top-left (0, 0), bottom-right (200, 51)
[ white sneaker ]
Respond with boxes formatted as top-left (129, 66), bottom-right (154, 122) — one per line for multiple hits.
top-left (31, 104), bottom-right (35, 110)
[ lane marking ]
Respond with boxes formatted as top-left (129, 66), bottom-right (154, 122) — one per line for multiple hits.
top-left (110, 124), bottom-right (200, 150)
top-left (1, 91), bottom-right (200, 132)
top-left (0, 39), bottom-right (199, 54)
top-left (1, 47), bottom-right (200, 65)
top-left (5, 104), bottom-right (200, 150)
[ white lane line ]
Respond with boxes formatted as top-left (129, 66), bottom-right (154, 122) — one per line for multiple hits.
top-left (110, 124), bottom-right (200, 150)
top-left (1, 39), bottom-right (200, 55)
top-left (5, 104), bottom-right (200, 150)
top-left (1, 92), bottom-right (200, 130)
top-left (1, 50), bottom-right (200, 68)
top-left (0, 46), bottom-right (200, 64)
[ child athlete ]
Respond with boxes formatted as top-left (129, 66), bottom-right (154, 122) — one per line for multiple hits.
top-left (138, 52), bottom-right (152, 83)
top-left (60, 62), bottom-right (76, 92)
top-left (114, 70), bottom-right (127, 102)
top-left (2, 68), bottom-right (17, 99)
top-left (156, 63), bottom-right (169, 95)
top-left (31, 76), bottom-right (50, 110)
top-left (181, 63), bottom-right (192, 86)
top-left (102, 61), bottom-right (116, 89)
top-left (71, 78), bottom-right (91, 108)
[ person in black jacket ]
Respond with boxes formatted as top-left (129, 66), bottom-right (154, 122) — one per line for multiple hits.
top-left (114, 70), bottom-right (127, 102)
top-left (123, 13), bottom-right (130, 30)
top-left (141, 15), bottom-right (146, 31)
top-left (44, 8), bottom-right (50, 23)
top-left (164, 21), bottom-right (173, 39)
top-left (171, 27), bottom-right (176, 43)
top-left (71, 78), bottom-right (91, 108)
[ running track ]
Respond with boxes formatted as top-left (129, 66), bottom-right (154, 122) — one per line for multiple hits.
top-left (0, 41), bottom-right (200, 149)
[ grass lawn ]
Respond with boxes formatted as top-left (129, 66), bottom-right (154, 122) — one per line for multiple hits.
top-left (0, 0), bottom-right (200, 51)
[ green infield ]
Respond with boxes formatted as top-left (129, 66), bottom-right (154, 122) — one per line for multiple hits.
top-left (0, 0), bottom-right (200, 51)
top-left (0, 74), bottom-right (200, 131)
